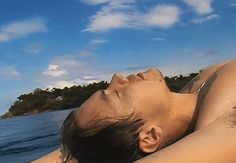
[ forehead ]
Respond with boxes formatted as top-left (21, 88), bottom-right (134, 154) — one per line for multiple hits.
top-left (75, 91), bottom-right (113, 126)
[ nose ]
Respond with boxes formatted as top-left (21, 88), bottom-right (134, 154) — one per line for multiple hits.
top-left (108, 72), bottom-right (129, 90)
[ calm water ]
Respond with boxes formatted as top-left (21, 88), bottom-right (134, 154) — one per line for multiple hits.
top-left (0, 109), bottom-right (73, 163)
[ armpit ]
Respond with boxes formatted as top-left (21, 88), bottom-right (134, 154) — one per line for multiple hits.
top-left (225, 105), bottom-right (236, 128)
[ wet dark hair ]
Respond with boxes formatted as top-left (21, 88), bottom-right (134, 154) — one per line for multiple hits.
top-left (61, 110), bottom-right (146, 163)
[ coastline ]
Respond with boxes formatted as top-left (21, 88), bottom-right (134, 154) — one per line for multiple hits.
top-left (1, 73), bottom-right (198, 120)
top-left (1, 109), bottom-right (57, 120)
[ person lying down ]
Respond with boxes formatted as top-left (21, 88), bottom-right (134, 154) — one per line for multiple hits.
top-left (33, 59), bottom-right (236, 163)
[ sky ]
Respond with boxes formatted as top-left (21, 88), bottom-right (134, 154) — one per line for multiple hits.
top-left (0, 0), bottom-right (235, 115)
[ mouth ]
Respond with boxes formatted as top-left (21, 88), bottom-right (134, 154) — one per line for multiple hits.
top-left (137, 73), bottom-right (145, 80)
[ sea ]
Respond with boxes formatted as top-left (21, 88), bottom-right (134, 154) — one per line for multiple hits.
top-left (0, 109), bottom-right (73, 163)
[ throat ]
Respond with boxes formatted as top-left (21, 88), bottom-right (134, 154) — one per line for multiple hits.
top-left (170, 92), bottom-right (198, 122)
top-left (167, 92), bottom-right (198, 138)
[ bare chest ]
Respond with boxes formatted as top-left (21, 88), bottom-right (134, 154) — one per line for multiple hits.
top-left (195, 61), bottom-right (236, 130)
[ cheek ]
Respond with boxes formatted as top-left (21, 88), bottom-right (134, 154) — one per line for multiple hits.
top-left (122, 83), bottom-right (157, 104)
top-left (137, 85), bottom-right (169, 115)
top-left (117, 102), bottom-right (135, 117)
top-left (120, 81), bottom-right (167, 111)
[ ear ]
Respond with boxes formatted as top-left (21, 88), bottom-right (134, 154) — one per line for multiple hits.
top-left (138, 125), bottom-right (163, 153)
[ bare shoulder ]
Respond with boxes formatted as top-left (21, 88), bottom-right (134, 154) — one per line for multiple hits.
top-left (31, 149), bottom-right (63, 163)
top-left (195, 59), bottom-right (236, 129)
top-left (32, 149), bottom-right (77, 163)
top-left (219, 58), bottom-right (236, 70)
top-left (180, 59), bottom-right (233, 93)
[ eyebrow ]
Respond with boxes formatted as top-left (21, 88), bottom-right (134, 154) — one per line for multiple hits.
top-left (100, 90), bottom-right (118, 109)
top-left (100, 90), bottom-right (109, 102)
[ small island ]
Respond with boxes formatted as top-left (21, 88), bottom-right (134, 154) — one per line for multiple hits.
top-left (1, 73), bottom-right (198, 119)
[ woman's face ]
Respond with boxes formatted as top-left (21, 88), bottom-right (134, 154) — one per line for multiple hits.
top-left (76, 68), bottom-right (171, 127)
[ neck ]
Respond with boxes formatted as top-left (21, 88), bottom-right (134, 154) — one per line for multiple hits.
top-left (163, 92), bottom-right (198, 146)
top-left (170, 92), bottom-right (198, 123)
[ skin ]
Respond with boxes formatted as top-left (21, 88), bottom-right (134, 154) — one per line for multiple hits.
top-left (76, 68), bottom-right (199, 151)
top-left (77, 68), bottom-right (171, 127)
top-left (136, 109), bottom-right (236, 163)
top-left (33, 59), bottom-right (236, 162)
top-left (137, 59), bottom-right (236, 162)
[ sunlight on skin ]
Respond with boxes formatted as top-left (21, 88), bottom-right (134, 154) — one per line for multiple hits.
top-left (35, 59), bottom-right (236, 163)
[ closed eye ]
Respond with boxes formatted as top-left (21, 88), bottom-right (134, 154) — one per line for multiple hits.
top-left (115, 90), bottom-right (120, 99)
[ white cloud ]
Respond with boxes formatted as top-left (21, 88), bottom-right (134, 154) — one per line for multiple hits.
top-left (88, 39), bottom-right (109, 45)
top-left (0, 66), bottom-right (21, 78)
top-left (40, 53), bottom-right (216, 89)
top-left (81, 0), bottom-right (111, 5)
top-left (83, 75), bottom-right (97, 80)
top-left (41, 55), bottom-right (109, 89)
top-left (81, 0), bottom-right (135, 6)
top-left (23, 43), bottom-right (44, 54)
top-left (0, 18), bottom-right (47, 42)
top-left (43, 64), bottom-right (67, 77)
top-left (152, 37), bottom-right (166, 41)
top-left (183, 0), bottom-right (213, 15)
top-left (76, 77), bottom-right (99, 84)
top-left (47, 77), bottom-right (101, 89)
top-left (190, 14), bottom-right (220, 24)
top-left (83, 12), bottom-right (129, 32)
top-left (78, 39), bottom-right (109, 57)
top-left (230, 3), bottom-right (236, 7)
top-left (47, 80), bottom-right (78, 89)
top-left (83, 1), bottom-right (180, 32)
top-left (144, 5), bottom-right (180, 28)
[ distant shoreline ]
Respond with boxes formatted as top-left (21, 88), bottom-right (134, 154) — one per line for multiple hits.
top-left (1, 81), bottom-right (109, 119)
top-left (1, 73), bottom-right (198, 120)
top-left (0, 109), bottom-right (54, 120)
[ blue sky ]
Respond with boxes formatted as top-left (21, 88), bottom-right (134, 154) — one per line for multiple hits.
top-left (0, 0), bottom-right (235, 115)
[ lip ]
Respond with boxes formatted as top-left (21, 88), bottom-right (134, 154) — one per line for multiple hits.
top-left (137, 73), bottom-right (144, 80)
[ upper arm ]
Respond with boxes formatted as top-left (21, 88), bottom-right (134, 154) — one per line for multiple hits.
top-left (136, 112), bottom-right (236, 163)
top-left (32, 149), bottom-right (63, 163)
top-left (32, 149), bottom-right (77, 163)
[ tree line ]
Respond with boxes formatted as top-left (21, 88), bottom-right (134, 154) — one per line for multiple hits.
top-left (1, 73), bottom-right (198, 119)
